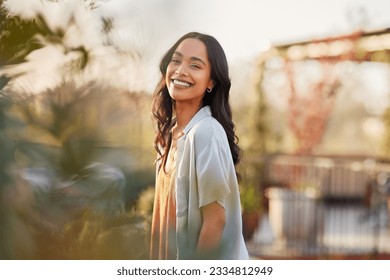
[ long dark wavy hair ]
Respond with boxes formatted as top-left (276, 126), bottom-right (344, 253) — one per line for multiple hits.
top-left (152, 32), bottom-right (241, 169)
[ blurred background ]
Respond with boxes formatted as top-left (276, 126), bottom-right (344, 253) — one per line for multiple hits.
top-left (1, 0), bottom-right (390, 259)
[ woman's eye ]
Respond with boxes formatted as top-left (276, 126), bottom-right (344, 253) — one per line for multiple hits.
top-left (190, 64), bottom-right (201, 69)
top-left (171, 59), bottom-right (181, 64)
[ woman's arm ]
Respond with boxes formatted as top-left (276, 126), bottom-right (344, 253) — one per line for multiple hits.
top-left (196, 201), bottom-right (225, 258)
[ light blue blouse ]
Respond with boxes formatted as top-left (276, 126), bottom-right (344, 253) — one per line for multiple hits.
top-left (175, 106), bottom-right (249, 259)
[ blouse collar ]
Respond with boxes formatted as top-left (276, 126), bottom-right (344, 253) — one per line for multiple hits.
top-left (182, 106), bottom-right (211, 135)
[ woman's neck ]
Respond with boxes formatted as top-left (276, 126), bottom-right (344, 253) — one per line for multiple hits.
top-left (174, 102), bottom-right (203, 132)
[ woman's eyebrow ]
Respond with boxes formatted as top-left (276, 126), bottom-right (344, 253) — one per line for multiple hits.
top-left (173, 51), bottom-right (206, 66)
top-left (190, 56), bottom-right (206, 66)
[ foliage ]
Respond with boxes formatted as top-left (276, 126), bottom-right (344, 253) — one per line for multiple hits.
top-left (0, 0), bottom-right (40, 67)
top-left (285, 61), bottom-right (339, 154)
top-left (0, 0), bottom-right (89, 75)
top-left (240, 183), bottom-right (261, 214)
top-left (0, 89), bottom-right (27, 259)
top-left (238, 157), bottom-right (264, 214)
top-left (0, 0), bottom-right (157, 260)
top-left (0, 92), bottom-right (14, 184)
top-left (0, 81), bottom-right (155, 259)
top-left (0, 63), bottom-right (155, 261)
top-left (0, 93), bottom-right (13, 258)
top-left (123, 169), bottom-right (156, 208)
top-left (58, 210), bottom-right (149, 259)
top-left (251, 57), bottom-right (270, 155)
top-left (0, 0), bottom-right (104, 91)
top-left (136, 187), bottom-right (155, 218)
top-left (135, 186), bottom-right (155, 235)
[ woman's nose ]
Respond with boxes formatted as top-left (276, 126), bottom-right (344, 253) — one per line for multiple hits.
top-left (175, 65), bottom-right (188, 76)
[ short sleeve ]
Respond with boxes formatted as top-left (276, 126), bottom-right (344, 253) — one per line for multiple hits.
top-left (195, 127), bottom-right (232, 208)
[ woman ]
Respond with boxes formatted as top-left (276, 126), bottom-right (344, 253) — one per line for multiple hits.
top-left (151, 32), bottom-right (249, 260)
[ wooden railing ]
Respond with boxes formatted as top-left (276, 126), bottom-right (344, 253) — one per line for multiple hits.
top-left (247, 154), bottom-right (390, 259)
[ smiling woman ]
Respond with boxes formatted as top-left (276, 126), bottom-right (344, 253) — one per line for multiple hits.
top-left (150, 32), bottom-right (248, 260)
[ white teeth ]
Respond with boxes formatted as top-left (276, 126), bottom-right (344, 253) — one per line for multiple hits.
top-left (173, 80), bottom-right (191, 87)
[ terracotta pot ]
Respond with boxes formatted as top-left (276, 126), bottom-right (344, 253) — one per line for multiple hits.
top-left (242, 212), bottom-right (260, 241)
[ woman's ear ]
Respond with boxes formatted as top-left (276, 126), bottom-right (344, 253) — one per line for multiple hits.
top-left (208, 80), bottom-right (215, 90)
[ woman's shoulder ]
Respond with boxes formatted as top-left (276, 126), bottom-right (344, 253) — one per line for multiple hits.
top-left (189, 116), bottom-right (226, 145)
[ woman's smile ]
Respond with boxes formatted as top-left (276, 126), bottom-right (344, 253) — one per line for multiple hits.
top-left (172, 79), bottom-right (192, 88)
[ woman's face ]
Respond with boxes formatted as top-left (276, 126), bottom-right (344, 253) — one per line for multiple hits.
top-left (165, 38), bottom-right (214, 108)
